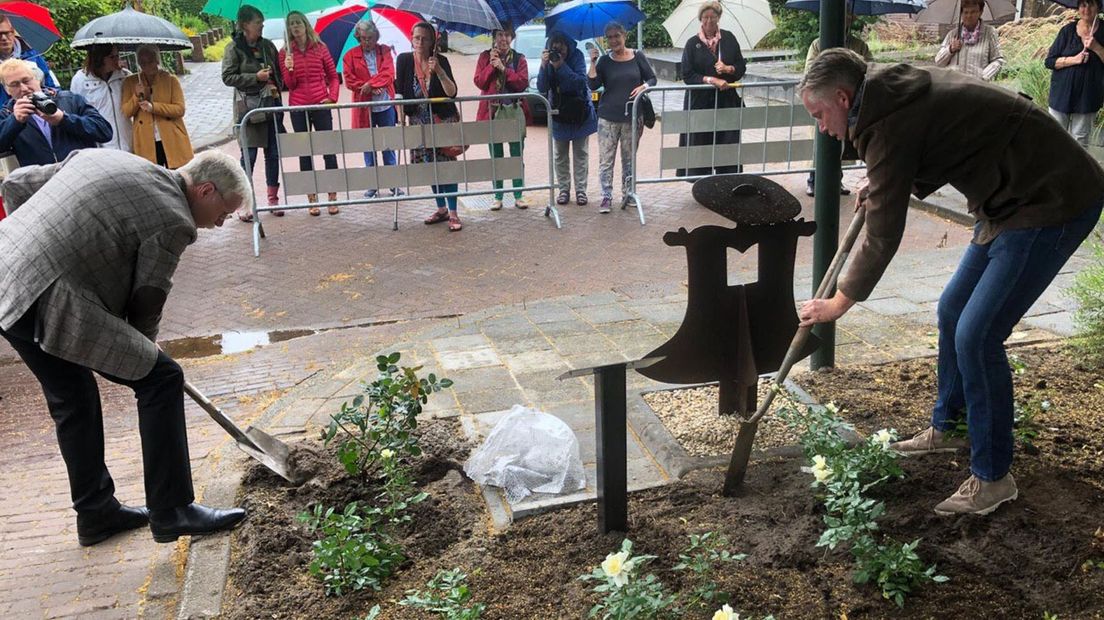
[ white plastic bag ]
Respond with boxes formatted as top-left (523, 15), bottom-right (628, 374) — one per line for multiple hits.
top-left (465, 405), bottom-right (586, 504)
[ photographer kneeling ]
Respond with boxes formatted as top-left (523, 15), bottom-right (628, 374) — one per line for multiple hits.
top-left (0, 58), bottom-right (111, 167)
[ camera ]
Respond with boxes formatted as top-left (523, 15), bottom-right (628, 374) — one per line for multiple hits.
top-left (548, 49), bottom-right (561, 63)
top-left (29, 92), bottom-right (57, 115)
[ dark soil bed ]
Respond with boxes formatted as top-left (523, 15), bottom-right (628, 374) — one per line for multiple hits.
top-left (222, 343), bottom-right (1104, 619)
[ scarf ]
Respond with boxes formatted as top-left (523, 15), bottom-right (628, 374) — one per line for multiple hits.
top-left (960, 20), bottom-right (983, 46)
top-left (494, 48), bottom-right (515, 92)
top-left (698, 28), bottom-right (721, 57)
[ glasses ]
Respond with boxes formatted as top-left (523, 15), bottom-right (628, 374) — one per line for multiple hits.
top-left (0, 30), bottom-right (14, 39)
top-left (4, 76), bottom-right (34, 89)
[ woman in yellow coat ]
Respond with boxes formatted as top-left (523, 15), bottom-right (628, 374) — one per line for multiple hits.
top-left (122, 45), bottom-right (194, 168)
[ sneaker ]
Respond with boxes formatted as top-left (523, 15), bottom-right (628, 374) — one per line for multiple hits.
top-left (890, 427), bottom-right (969, 456)
top-left (491, 199), bottom-right (503, 211)
top-left (622, 195), bottom-right (637, 209)
top-left (576, 192), bottom-right (588, 206)
top-left (599, 197), bottom-right (612, 214)
top-left (934, 474), bottom-right (1018, 516)
top-left (363, 189), bottom-right (378, 199)
top-left (805, 180), bottom-right (815, 197)
top-left (390, 188), bottom-right (405, 197)
top-left (514, 197), bottom-right (530, 210)
top-left (557, 190), bottom-right (570, 205)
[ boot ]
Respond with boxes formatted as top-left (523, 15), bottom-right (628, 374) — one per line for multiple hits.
top-left (267, 185), bottom-right (283, 217)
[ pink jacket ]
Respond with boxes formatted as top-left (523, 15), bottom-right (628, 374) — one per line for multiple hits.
top-left (279, 41), bottom-right (339, 106)
top-left (473, 49), bottom-right (531, 124)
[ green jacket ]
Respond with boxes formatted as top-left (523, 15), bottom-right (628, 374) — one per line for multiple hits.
top-left (222, 32), bottom-right (284, 148)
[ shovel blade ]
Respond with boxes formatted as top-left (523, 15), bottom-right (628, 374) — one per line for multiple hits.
top-left (234, 426), bottom-right (305, 485)
top-left (722, 421), bottom-right (759, 496)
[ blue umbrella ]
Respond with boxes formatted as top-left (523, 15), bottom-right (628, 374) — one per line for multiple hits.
top-left (783, 0), bottom-right (925, 15)
top-left (544, 0), bottom-right (646, 41)
top-left (441, 0), bottom-right (543, 34)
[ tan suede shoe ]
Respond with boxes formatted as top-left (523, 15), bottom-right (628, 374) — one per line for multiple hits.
top-left (890, 426), bottom-right (969, 456)
top-left (934, 474), bottom-right (1018, 516)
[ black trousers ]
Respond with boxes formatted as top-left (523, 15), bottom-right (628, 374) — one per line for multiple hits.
top-left (0, 307), bottom-right (195, 515)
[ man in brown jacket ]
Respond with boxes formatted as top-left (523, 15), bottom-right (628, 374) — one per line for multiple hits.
top-left (797, 49), bottom-right (1104, 516)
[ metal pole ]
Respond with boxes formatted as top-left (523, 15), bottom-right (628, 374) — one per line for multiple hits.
top-left (595, 364), bottom-right (628, 534)
top-left (810, 0), bottom-right (845, 370)
top-left (637, 0), bottom-right (644, 50)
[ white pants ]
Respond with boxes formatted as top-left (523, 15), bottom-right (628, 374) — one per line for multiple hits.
top-left (1048, 108), bottom-right (1095, 146)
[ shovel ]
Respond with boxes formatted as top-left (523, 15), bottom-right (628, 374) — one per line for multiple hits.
top-left (722, 206), bottom-right (867, 495)
top-left (183, 381), bottom-right (305, 484)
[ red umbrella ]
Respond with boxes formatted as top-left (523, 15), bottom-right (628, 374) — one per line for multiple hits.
top-left (0, 1), bottom-right (61, 51)
top-left (315, 4), bottom-right (421, 71)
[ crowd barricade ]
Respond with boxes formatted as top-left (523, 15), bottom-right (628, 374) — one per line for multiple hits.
top-left (625, 80), bottom-right (865, 225)
top-left (238, 92), bottom-right (559, 256)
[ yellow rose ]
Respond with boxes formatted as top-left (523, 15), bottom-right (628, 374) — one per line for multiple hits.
top-left (601, 551), bottom-right (633, 587)
top-left (712, 604), bottom-right (739, 620)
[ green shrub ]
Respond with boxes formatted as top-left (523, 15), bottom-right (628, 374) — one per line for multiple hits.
top-left (1070, 230), bottom-right (1104, 368)
top-left (43, 0), bottom-right (123, 71)
top-left (203, 37), bottom-right (231, 62)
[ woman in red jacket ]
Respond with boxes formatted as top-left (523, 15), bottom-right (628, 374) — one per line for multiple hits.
top-left (279, 10), bottom-right (340, 215)
top-left (343, 19), bottom-right (401, 199)
top-left (473, 24), bottom-right (530, 210)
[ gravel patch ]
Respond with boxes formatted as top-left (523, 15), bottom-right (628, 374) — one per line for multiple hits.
top-left (643, 382), bottom-right (803, 457)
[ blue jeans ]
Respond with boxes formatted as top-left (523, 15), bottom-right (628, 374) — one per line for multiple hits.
top-left (932, 201), bottom-right (1103, 481)
top-left (363, 106), bottom-right (398, 167)
top-left (434, 183), bottom-right (458, 212)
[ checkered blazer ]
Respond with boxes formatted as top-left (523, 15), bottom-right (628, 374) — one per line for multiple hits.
top-left (0, 150), bottom-right (197, 380)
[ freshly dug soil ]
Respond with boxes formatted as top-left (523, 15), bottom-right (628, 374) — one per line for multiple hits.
top-left (222, 344), bottom-right (1104, 619)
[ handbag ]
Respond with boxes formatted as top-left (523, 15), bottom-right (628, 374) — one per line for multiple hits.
top-left (431, 114), bottom-right (470, 159)
top-left (235, 90), bottom-right (275, 125)
top-left (492, 102), bottom-right (526, 139)
top-left (634, 53), bottom-right (657, 129)
top-left (553, 86), bottom-right (589, 125)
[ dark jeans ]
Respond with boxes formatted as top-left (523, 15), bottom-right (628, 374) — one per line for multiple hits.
top-left (0, 306), bottom-right (195, 514)
top-left (363, 106), bottom-right (398, 167)
top-left (290, 108), bottom-right (338, 172)
top-left (155, 141), bottom-right (168, 168)
top-left (241, 114), bottom-right (285, 189)
top-left (932, 201), bottom-right (1103, 481)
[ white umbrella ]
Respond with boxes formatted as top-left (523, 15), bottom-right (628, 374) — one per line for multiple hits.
top-left (662, 0), bottom-right (775, 50)
top-left (916, 0), bottom-right (1016, 24)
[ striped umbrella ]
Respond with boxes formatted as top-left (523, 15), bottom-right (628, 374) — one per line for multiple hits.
top-left (374, 0), bottom-right (501, 33)
top-left (315, 4), bottom-right (420, 70)
top-left (440, 0), bottom-right (543, 35)
top-left (0, 1), bottom-right (61, 51)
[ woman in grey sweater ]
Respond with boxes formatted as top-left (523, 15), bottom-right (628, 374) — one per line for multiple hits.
top-left (587, 21), bottom-right (656, 213)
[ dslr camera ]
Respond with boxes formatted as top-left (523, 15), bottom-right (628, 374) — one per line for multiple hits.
top-left (29, 92), bottom-right (57, 115)
top-left (547, 48), bottom-right (562, 63)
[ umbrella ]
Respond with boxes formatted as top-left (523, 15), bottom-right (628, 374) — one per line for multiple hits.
top-left (0, 1), bottom-right (61, 51)
top-left (71, 2), bottom-right (191, 51)
top-left (782, 0), bottom-right (926, 15)
top-left (201, 0), bottom-right (342, 20)
top-left (374, 0), bottom-right (501, 32)
top-left (315, 4), bottom-right (419, 70)
top-left (544, 0), bottom-right (645, 41)
top-left (917, 0), bottom-right (1016, 23)
top-left (663, 0), bottom-right (774, 50)
top-left (441, 0), bottom-right (544, 35)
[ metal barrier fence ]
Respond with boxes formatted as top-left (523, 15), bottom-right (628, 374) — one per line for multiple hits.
top-left (238, 92), bottom-right (559, 256)
top-left (625, 80), bottom-right (865, 225)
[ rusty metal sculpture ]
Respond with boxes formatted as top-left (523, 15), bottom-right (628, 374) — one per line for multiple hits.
top-left (637, 174), bottom-right (820, 416)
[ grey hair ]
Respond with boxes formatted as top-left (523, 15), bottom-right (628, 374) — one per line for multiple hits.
top-left (799, 48), bottom-right (867, 101)
top-left (604, 21), bottom-right (626, 37)
top-left (697, 1), bottom-right (722, 19)
top-left (0, 58), bottom-right (43, 82)
top-left (136, 44), bottom-right (161, 62)
top-left (178, 151), bottom-right (254, 210)
top-left (354, 19), bottom-right (379, 39)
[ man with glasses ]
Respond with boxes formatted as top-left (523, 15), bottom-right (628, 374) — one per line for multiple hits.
top-left (0, 58), bottom-right (110, 166)
top-left (0, 149), bottom-right (252, 547)
top-left (0, 15), bottom-right (55, 108)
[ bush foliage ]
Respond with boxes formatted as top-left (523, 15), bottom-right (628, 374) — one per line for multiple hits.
top-left (1070, 229), bottom-right (1104, 368)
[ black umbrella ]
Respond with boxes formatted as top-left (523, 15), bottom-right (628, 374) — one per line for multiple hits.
top-left (70, 2), bottom-right (192, 51)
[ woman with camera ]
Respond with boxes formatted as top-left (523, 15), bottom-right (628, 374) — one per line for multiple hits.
top-left (70, 44), bottom-right (131, 152)
top-left (538, 31), bottom-right (597, 207)
top-left (122, 45), bottom-right (194, 170)
top-left (474, 24), bottom-right (530, 210)
top-left (395, 21), bottom-right (463, 231)
top-left (222, 4), bottom-right (285, 221)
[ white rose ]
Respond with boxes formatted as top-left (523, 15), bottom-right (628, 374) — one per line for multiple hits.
top-left (872, 429), bottom-right (894, 451)
top-left (712, 604), bottom-right (740, 620)
top-left (811, 454), bottom-right (833, 483)
top-left (379, 448), bottom-right (395, 460)
top-left (601, 550), bottom-right (634, 587)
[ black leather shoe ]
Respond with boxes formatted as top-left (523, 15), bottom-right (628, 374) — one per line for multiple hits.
top-left (840, 186), bottom-right (851, 195)
top-left (149, 503), bottom-right (247, 544)
top-left (77, 504), bottom-right (150, 547)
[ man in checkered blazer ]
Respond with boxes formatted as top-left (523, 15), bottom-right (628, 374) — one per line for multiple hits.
top-left (0, 149), bottom-right (252, 546)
